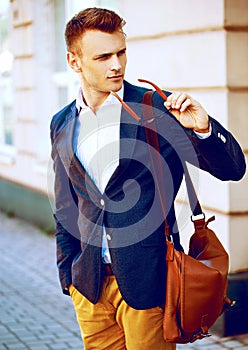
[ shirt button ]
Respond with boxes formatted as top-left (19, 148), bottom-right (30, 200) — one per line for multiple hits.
top-left (100, 199), bottom-right (105, 206)
top-left (106, 234), bottom-right (111, 241)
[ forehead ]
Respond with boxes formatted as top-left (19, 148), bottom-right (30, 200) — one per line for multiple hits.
top-left (79, 29), bottom-right (126, 55)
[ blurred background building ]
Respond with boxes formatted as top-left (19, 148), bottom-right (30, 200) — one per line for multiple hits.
top-left (0, 0), bottom-right (247, 336)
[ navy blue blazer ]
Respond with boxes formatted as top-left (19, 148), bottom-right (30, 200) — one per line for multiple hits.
top-left (50, 80), bottom-right (246, 309)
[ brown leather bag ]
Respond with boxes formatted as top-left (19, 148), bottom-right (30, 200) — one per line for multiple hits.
top-left (163, 215), bottom-right (232, 343)
top-left (142, 91), bottom-right (233, 344)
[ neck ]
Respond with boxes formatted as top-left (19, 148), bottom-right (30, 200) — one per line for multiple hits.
top-left (81, 86), bottom-right (110, 113)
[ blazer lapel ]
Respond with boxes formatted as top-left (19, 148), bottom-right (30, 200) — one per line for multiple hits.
top-left (105, 81), bottom-right (145, 190)
top-left (55, 103), bottom-right (100, 200)
top-left (120, 80), bottom-right (145, 165)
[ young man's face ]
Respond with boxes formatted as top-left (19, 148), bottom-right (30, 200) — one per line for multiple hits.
top-left (68, 29), bottom-right (127, 95)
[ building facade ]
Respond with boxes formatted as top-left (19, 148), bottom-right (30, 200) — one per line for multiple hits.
top-left (0, 0), bottom-right (247, 335)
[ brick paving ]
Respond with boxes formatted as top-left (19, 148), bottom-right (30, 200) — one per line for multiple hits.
top-left (0, 210), bottom-right (248, 349)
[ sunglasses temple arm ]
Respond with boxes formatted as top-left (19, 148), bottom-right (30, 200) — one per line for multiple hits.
top-left (111, 91), bottom-right (141, 121)
top-left (111, 78), bottom-right (170, 121)
top-left (138, 79), bottom-right (168, 101)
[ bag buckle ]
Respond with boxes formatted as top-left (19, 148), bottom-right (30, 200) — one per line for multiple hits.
top-left (190, 213), bottom-right (205, 222)
top-left (190, 327), bottom-right (211, 343)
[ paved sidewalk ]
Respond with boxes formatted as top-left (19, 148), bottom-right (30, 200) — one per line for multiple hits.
top-left (0, 211), bottom-right (248, 350)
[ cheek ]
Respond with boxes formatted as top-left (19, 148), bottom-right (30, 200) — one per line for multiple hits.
top-left (84, 64), bottom-right (104, 80)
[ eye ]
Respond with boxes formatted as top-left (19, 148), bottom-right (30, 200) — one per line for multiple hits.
top-left (118, 49), bottom-right (126, 56)
top-left (95, 54), bottom-right (111, 61)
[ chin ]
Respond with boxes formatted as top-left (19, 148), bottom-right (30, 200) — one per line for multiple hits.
top-left (110, 81), bottom-right (123, 92)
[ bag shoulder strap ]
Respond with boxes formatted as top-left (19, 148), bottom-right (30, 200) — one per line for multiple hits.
top-left (142, 91), bottom-right (171, 237)
top-left (142, 90), bottom-right (205, 237)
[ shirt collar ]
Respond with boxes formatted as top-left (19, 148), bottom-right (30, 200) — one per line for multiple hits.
top-left (76, 85), bottom-right (124, 113)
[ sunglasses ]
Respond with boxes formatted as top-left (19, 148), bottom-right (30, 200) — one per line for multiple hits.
top-left (111, 79), bottom-right (169, 122)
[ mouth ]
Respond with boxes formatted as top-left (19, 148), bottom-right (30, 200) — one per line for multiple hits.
top-left (108, 75), bottom-right (123, 81)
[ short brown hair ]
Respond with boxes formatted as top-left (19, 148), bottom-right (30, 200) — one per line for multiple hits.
top-left (65, 7), bottom-right (126, 53)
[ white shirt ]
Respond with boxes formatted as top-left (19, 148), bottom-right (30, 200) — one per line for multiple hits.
top-left (75, 87), bottom-right (123, 263)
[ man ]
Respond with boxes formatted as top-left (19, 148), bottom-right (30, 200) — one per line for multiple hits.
top-left (50, 7), bottom-right (246, 350)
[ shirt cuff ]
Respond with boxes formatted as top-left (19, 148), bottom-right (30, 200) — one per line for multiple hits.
top-left (194, 123), bottom-right (212, 139)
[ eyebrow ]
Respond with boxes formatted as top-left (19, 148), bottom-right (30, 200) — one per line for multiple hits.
top-left (93, 47), bottom-right (126, 60)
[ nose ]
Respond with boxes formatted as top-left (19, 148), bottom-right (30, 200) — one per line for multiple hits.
top-left (110, 54), bottom-right (122, 72)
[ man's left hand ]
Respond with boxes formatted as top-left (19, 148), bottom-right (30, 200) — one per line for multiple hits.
top-left (164, 92), bottom-right (210, 133)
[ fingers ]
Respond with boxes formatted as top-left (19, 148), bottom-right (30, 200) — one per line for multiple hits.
top-left (164, 92), bottom-right (192, 112)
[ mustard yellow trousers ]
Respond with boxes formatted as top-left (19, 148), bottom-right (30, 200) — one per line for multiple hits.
top-left (69, 276), bottom-right (176, 350)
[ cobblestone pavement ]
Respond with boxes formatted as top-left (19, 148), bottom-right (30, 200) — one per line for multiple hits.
top-left (0, 211), bottom-right (248, 350)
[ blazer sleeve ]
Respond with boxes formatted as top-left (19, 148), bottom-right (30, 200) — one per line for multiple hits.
top-left (152, 91), bottom-right (246, 181)
top-left (186, 116), bottom-right (246, 181)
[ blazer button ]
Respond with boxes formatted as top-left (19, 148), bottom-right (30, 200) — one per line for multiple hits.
top-left (218, 132), bottom-right (226, 143)
top-left (106, 234), bottom-right (111, 241)
top-left (100, 199), bottom-right (105, 207)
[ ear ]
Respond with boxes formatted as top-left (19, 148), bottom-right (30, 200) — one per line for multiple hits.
top-left (67, 52), bottom-right (82, 73)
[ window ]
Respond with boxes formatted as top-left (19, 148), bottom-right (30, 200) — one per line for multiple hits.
top-left (0, 0), bottom-right (14, 160)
